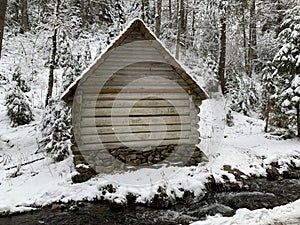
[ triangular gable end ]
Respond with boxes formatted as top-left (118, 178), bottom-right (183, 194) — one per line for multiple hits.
top-left (61, 19), bottom-right (208, 104)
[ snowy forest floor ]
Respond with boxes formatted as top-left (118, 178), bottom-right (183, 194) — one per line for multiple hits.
top-left (0, 92), bottom-right (299, 224)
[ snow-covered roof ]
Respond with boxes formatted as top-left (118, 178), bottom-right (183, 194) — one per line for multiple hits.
top-left (61, 18), bottom-right (208, 103)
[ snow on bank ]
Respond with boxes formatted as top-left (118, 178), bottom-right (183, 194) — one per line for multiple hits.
top-left (191, 199), bottom-right (300, 225)
top-left (0, 96), bottom-right (299, 215)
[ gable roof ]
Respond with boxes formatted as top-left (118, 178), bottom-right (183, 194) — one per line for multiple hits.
top-left (61, 19), bottom-right (208, 103)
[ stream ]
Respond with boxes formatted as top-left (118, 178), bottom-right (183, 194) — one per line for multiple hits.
top-left (1, 169), bottom-right (300, 225)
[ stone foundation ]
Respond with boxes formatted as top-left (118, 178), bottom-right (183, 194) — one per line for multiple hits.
top-left (71, 144), bottom-right (208, 183)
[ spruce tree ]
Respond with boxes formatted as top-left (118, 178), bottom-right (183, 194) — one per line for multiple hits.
top-left (57, 29), bottom-right (72, 68)
top-left (270, 6), bottom-right (300, 135)
top-left (62, 56), bottom-right (81, 92)
top-left (12, 66), bottom-right (31, 92)
top-left (291, 75), bottom-right (300, 136)
top-left (5, 83), bottom-right (34, 127)
top-left (261, 62), bottom-right (277, 131)
top-left (39, 99), bottom-right (71, 161)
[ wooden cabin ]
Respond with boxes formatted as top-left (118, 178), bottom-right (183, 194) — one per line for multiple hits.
top-left (62, 19), bottom-right (208, 176)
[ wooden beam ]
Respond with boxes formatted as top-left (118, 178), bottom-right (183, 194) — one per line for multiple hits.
top-left (80, 115), bottom-right (190, 127)
top-left (80, 131), bottom-right (191, 144)
top-left (81, 106), bottom-right (190, 117)
top-left (81, 99), bottom-right (189, 108)
top-left (79, 124), bottom-right (191, 135)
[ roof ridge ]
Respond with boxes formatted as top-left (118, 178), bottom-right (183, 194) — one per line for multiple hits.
top-left (61, 18), bottom-right (208, 103)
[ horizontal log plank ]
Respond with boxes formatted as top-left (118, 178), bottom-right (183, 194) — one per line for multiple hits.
top-left (80, 131), bottom-right (191, 144)
top-left (111, 50), bottom-right (161, 56)
top-left (79, 124), bottom-right (191, 135)
top-left (69, 94), bottom-right (190, 102)
top-left (82, 76), bottom-right (189, 86)
top-left (82, 88), bottom-right (190, 94)
top-left (94, 63), bottom-right (174, 72)
top-left (80, 107), bottom-right (190, 117)
top-left (80, 115), bottom-right (191, 127)
top-left (80, 93), bottom-right (189, 100)
top-left (105, 54), bottom-right (165, 62)
top-left (81, 99), bottom-right (189, 108)
top-left (77, 139), bottom-right (191, 150)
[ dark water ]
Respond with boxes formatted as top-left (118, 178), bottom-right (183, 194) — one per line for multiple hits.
top-left (1, 171), bottom-right (300, 225)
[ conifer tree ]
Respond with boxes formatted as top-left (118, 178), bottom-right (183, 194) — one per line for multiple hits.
top-left (269, 6), bottom-right (300, 135)
top-left (62, 56), bottom-right (81, 92)
top-left (57, 30), bottom-right (72, 68)
top-left (39, 99), bottom-right (71, 161)
top-left (5, 83), bottom-right (34, 127)
top-left (261, 62), bottom-right (277, 132)
top-left (12, 66), bottom-right (31, 92)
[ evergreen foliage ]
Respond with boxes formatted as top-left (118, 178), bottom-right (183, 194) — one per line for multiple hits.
top-left (260, 62), bottom-right (277, 130)
top-left (5, 83), bottom-right (34, 127)
top-left (266, 6), bottom-right (300, 134)
top-left (57, 30), bottom-right (72, 68)
top-left (61, 56), bottom-right (81, 92)
top-left (12, 66), bottom-right (31, 92)
top-left (2, 0), bottom-right (300, 148)
top-left (225, 69), bottom-right (259, 116)
top-left (39, 99), bottom-right (71, 162)
top-left (61, 42), bottom-right (91, 92)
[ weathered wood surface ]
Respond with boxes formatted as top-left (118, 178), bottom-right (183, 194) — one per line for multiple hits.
top-left (79, 93), bottom-right (190, 100)
top-left (80, 131), bottom-right (191, 144)
top-left (79, 124), bottom-right (191, 135)
top-left (82, 77), bottom-right (189, 87)
top-left (82, 89), bottom-right (189, 95)
top-left (77, 139), bottom-right (192, 150)
top-left (81, 107), bottom-right (190, 117)
top-left (81, 99), bottom-right (189, 108)
top-left (71, 48), bottom-right (202, 149)
top-left (80, 115), bottom-right (190, 127)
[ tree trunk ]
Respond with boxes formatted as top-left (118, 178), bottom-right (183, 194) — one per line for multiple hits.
top-left (175, 0), bottom-right (183, 60)
top-left (181, 0), bottom-right (186, 32)
top-left (264, 96), bottom-right (270, 132)
top-left (218, 9), bottom-right (227, 94)
top-left (241, 0), bottom-right (248, 75)
top-left (46, 0), bottom-right (60, 107)
top-left (20, 0), bottom-right (30, 33)
top-left (183, 0), bottom-right (188, 50)
top-left (247, 0), bottom-right (257, 77)
top-left (155, 0), bottom-right (162, 38)
top-left (168, 0), bottom-right (172, 28)
top-left (192, 0), bottom-right (196, 37)
top-left (250, 0), bottom-right (257, 57)
top-left (141, 0), bottom-right (145, 21)
top-left (80, 0), bottom-right (85, 27)
top-left (297, 102), bottom-right (300, 137)
top-left (0, 0), bottom-right (7, 59)
top-left (13, 0), bottom-right (20, 23)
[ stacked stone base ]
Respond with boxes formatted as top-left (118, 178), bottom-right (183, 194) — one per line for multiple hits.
top-left (71, 144), bottom-right (208, 183)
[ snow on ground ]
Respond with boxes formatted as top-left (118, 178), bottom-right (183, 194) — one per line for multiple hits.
top-left (0, 28), bottom-right (300, 223)
top-left (0, 92), bottom-right (299, 218)
top-left (191, 199), bottom-right (300, 225)
top-left (199, 95), bottom-right (300, 177)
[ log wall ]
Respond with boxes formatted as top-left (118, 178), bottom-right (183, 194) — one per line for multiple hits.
top-left (70, 31), bottom-right (203, 172)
